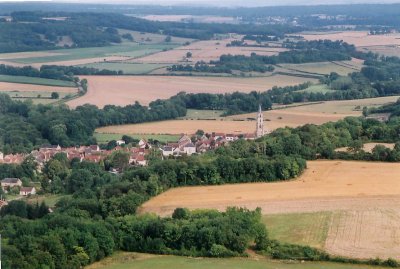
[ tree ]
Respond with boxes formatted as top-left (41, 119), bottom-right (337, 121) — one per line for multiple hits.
top-left (165, 35), bottom-right (172, 42)
top-left (186, 52), bottom-right (192, 58)
top-left (51, 92), bottom-right (60, 99)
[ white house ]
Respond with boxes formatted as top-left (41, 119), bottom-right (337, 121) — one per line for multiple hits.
top-left (183, 143), bottom-right (196, 156)
top-left (0, 151), bottom-right (3, 160)
top-left (20, 187), bottom-right (36, 196)
top-left (161, 146), bottom-right (174, 157)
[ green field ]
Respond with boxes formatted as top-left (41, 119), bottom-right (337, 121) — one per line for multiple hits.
top-left (87, 252), bottom-right (387, 269)
top-left (7, 44), bottom-right (178, 64)
top-left (94, 132), bottom-right (180, 143)
top-left (263, 212), bottom-right (332, 249)
top-left (180, 109), bottom-right (224, 120)
top-left (0, 75), bottom-right (76, 87)
top-left (279, 61), bottom-right (361, 76)
top-left (297, 84), bottom-right (334, 94)
top-left (78, 63), bottom-right (167, 74)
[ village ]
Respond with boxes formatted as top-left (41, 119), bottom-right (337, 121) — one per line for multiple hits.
top-left (0, 107), bottom-right (266, 204)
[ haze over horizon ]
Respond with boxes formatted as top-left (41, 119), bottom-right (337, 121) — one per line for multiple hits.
top-left (1, 0), bottom-right (400, 6)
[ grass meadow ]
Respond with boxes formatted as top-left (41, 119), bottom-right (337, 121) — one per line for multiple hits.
top-left (0, 75), bottom-right (76, 87)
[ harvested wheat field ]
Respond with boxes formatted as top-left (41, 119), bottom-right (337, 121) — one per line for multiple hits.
top-left (141, 160), bottom-right (400, 260)
top-left (68, 75), bottom-right (315, 108)
top-left (324, 209), bottom-right (400, 260)
top-left (135, 39), bottom-right (287, 64)
top-left (0, 82), bottom-right (77, 93)
top-left (140, 160), bottom-right (400, 217)
top-left (300, 31), bottom-right (400, 47)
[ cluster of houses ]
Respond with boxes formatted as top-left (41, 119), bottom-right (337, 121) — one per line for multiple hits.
top-left (0, 139), bottom-right (153, 168)
top-left (161, 132), bottom-right (256, 157)
top-left (1, 178), bottom-right (36, 196)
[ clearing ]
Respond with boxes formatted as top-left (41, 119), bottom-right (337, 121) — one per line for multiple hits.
top-left (67, 75), bottom-right (316, 108)
top-left (86, 252), bottom-right (387, 269)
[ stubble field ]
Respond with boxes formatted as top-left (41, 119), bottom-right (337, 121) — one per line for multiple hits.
top-left (140, 160), bottom-right (400, 260)
top-left (67, 75), bottom-right (316, 108)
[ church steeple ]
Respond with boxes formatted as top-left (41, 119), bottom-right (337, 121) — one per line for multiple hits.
top-left (256, 104), bottom-right (264, 138)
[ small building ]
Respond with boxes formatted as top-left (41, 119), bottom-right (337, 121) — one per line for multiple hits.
top-left (1, 178), bottom-right (22, 189)
top-left (116, 140), bottom-right (126, 146)
top-left (20, 187), bottom-right (36, 196)
top-left (161, 146), bottom-right (174, 157)
top-left (0, 151), bottom-right (3, 160)
top-left (183, 143), bottom-right (196, 156)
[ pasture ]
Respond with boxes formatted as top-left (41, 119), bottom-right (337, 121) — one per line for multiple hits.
top-left (86, 252), bottom-right (387, 269)
top-left (67, 75), bottom-right (316, 108)
top-left (94, 133), bottom-right (180, 144)
top-left (77, 62), bottom-right (167, 74)
top-left (0, 74), bottom-right (76, 87)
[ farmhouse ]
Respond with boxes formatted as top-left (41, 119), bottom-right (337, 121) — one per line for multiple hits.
top-left (1, 178), bottom-right (22, 189)
top-left (20, 187), bottom-right (36, 196)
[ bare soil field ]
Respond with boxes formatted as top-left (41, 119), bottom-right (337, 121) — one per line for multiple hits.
top-left (68, 75), bottom-right (315, 108)
top-left (0, 82), bottom-right (77, 93)
top-left (140, 160), bottom-right (400, 216)
top-left (300, 31), bottom-right (400, 47)
top-left (135, 39), bottom-right (287, 64)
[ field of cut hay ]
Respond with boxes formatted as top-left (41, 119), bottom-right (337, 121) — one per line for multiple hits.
top-left (67, 75), bottom-right (316, 108)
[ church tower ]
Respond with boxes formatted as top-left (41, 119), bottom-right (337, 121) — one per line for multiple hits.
top-left (256, 104), bottom-right (264, 138)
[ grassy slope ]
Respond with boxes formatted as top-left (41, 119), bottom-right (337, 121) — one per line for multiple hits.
top-left (9, 44), bottom-right (178, 64)
top-left (0, 75), bottom-right (76, 87)
top-left (263, 212), bottom-right (332, 249)
top-left (86, 252), bottom-right (387, 269)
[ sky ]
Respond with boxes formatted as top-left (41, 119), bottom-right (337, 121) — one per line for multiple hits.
top-left (0, 0), bottom-right (400, 5)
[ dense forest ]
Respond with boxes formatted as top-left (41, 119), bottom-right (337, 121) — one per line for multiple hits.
top-left (0, 11), bottom-right (303, 53)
